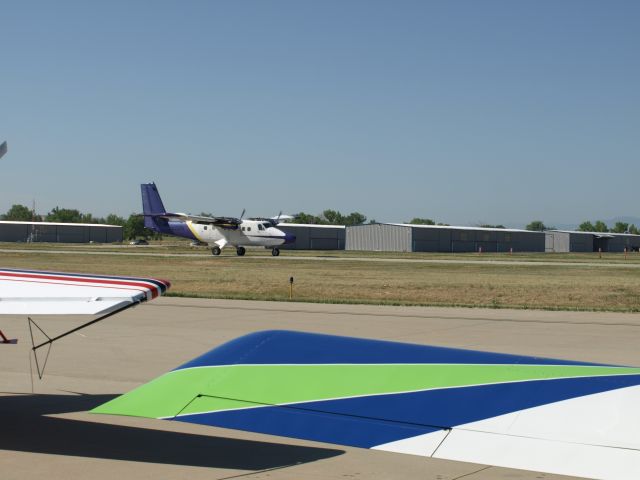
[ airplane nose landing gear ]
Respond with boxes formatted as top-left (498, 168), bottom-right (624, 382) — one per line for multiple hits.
top-left (211, 246), bottom-right (221, 256)
top-left (271, 248), bottom-right (280, 256)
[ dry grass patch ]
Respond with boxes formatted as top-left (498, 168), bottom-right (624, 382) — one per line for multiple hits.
top-left (1, 249), bottom-right (640, 311)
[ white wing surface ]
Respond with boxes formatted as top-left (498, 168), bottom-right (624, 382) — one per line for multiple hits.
top-left (0, 268), bottom-right (171, 315)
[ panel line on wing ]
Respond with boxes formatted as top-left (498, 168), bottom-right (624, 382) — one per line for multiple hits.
top-left (169, 393), bottom-right (453, 432)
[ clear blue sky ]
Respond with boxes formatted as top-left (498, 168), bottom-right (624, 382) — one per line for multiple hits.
top-left (2, 1), bottom-right (639, 227)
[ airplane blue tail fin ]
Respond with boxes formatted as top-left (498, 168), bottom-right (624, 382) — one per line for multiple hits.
top-left (141, 183), bottom-right (168, 230)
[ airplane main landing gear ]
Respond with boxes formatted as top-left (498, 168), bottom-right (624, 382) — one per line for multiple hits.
top-left (271, 248), bottom-right (280, 257)
top-left (211, 246), bottom-right (221, 256)
top-left (236, 246), bottom-right (246, 256)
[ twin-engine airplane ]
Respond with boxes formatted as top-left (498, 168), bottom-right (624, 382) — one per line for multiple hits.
top-left (141, 183), bottom-right (295, 256)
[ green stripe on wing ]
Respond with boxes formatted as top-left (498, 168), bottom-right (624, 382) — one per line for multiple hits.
top-left (92, 364), bottom-right (640, 419)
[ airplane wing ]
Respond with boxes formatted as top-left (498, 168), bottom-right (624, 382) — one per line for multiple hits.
top-left (94, 330), bottom-right (640, 480)
top-left (155, 212), bottom-right (241, 228)
top-left (0, 267), bottom-right (170, 316)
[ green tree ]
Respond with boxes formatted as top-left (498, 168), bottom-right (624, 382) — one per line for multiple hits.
top-left (525, 220), bottom-right (547, 231)
top-left (611, 222), bottom-right (630, 233)
top-left (294, 212), bottom-right (324, 224)
top-left (578, 221), bottom-right (595, 232)
top-left (46, 207), bottom-right (83, 223)
top-left (593, 220), bottom-right (609, 232)
top-left (322, 209), bottom-right (345, 225)
top-left (123, 214), bottom-right (155, 240)
top-left (105, 214), bottom-right (126, 226)
top-left (343, 212), bottom-right (367, 226)
top-left (479, 224), bottom-right (506, 229)
top-left (1, 204), bottom-right (34, 221)
top-left (81, 213), bottom-right (96, 223)
top-left (408, 218), bottom-right (435, 225)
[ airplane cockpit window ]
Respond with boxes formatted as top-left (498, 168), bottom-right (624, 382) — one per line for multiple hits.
top-left (262, 223), bottom-right (271, 229)
top-left (258, 224), bottom-right (264, 231)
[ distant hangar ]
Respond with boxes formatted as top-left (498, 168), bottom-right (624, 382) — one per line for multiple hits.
top-left (345, 223), bottom-right (545, 253)
top-left (0, 221), bottom-right (123, 243)
top-left (279, 223), bottom-right (345, 250)
top-left (545, 230), bottom-right (640, 253)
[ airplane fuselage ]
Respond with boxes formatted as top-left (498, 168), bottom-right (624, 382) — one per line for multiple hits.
top-left (141, 182), bottom-right (295, 256)
top-left (181, 219), bottom-right (292, 248)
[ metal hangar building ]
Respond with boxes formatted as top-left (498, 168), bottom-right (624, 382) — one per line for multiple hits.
top-left (545, 230), bottom-right (640, 253)
top-left (0, 221), bottom-right (123, 243)
top-left (279, 224), bottom-right (345, 250)
top-left (345, 223), bottom-right (545, 253)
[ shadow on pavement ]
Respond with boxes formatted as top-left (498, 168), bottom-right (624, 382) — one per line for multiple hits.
top-left (0, 393), bottom-right (344, 470)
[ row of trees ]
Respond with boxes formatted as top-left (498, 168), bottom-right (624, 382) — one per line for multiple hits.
top-left (294, 209), bottom-right (367, 226)
top-left (577, 220), bottom-right (639, 234)
top-left (526, 219), bottom-right (639, 234)
top-left (0, 204), bottom-right (156, 240)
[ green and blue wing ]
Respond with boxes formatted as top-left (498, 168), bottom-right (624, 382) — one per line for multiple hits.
top-left (93, 330), bottom-right (640, 479)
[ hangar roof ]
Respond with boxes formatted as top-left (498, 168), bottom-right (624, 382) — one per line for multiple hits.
top-left (381, 223), bottom-right (538, 234)
top-left (279, 223), bottom-right (345, 229)
top-left (549, 229), bottom-right (640, 238)
top-left (0, 220), bottom-right (122, 228)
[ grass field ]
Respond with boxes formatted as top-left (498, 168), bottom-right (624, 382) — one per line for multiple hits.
top-left (2, 242), bottom-right (640, 312)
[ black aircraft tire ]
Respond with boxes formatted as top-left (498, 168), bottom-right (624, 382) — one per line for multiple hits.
top-left (212, 247), bottom-right (222, 256)
top-left (272, 248), bottom-right (280, 257)
top-left (236, 247), bottom-right (246, 256)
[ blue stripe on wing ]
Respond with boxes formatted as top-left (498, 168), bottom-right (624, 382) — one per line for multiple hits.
top-left (173, 374), bottom-right (640, 448)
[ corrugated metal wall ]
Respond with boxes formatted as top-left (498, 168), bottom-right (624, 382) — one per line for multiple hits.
top-left (411, 227), bottom-right (545, 253)
top-left (279, 225), bottom-right (345, 250)
top-left (346, 225), bottom-right (545, 253)
top-left (0, 223), bottom-right (30, 241)
top-left (0, 222), bottom-right (123, 243)
top-left (546, 232), bottom-right (570, 252)
top-left (346, 224), bottom-right (411, 252)
top-left (569, 233), bottom-right (593, 252)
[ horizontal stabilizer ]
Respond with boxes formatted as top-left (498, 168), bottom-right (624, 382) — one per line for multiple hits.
top-left (0, 268), bottom-right (170, 315)
top-left (93, 330), bottom-right (640, 479)
top-left (0, 141), bottom-right (7, 160)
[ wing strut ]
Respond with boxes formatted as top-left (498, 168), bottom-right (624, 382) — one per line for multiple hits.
top-left (27, 301), bottom-right (141, 379)
top-left (0, 329), bottom-right (17, 344)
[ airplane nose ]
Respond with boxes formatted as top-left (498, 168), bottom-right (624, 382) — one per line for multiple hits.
top-left (284, 233), bottom-right (296, 244)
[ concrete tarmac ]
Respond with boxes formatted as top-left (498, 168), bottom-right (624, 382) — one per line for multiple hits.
top-left (3, 298), bottom-right (639, 479)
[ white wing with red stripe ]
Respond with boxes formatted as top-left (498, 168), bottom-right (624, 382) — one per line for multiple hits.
top-left (0, 268), bottom-right (171, 315)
